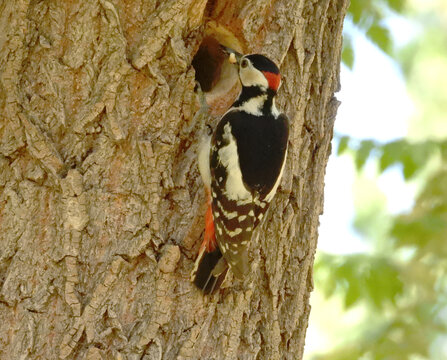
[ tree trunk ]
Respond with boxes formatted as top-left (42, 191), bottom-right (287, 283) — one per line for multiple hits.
top-left (0, 0), bottom-right (348, 359)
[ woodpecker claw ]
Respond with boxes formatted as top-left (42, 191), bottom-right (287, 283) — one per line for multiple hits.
top-left (205, 124), bottom-right (213, 136)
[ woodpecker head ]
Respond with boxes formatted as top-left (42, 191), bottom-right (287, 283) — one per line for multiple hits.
top-left (227, 51), bottom-right (281, 93)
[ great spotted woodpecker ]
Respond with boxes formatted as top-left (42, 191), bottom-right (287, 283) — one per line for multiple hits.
top-left (191, 50), bottom-right (289, 294)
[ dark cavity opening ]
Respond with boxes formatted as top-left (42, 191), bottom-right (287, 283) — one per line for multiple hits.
top-left (192, 36), bottom-right (227, 93)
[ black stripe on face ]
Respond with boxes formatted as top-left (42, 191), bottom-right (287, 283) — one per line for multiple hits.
top-left (245, 54), bottom-right (279, 74)
top-left (232, 86), bottom-right (265, 108)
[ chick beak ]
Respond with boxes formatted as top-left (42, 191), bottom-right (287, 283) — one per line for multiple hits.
top-left (221, 46), bottom-right (242, 64)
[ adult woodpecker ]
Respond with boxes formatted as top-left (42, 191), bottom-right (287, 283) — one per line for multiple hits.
top-left (191, 49), bottom-right (289, 294)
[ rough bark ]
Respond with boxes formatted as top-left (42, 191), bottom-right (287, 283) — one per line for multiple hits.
top-left (0, 0), bottom-right (348, 359)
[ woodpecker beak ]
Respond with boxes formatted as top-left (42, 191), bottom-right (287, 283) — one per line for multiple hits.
top-left (221, 46), bottom-right (242, 64)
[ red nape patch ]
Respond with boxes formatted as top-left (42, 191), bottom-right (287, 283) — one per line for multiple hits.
top-left (263, 71), bottom-right (281, 91)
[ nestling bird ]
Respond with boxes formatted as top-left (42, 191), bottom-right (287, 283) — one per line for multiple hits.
top-left (191, 48), bottom-right (289, 294)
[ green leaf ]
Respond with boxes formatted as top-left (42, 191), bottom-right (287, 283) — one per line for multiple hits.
top-left (379, 140), bottom-right (405, 172)
top-left (392, 213), bottom-right (447, 248)
top-left (337, 135), bottom-right (350, 155)
top-left (365, 259), bottom-right (403, 309)
top-left (379, 140), bottom-right (436, 178)
top-left (345, 277), bottom-right (362, 308)
top-left (348, 0), bottom-right (364, 24)
top-left (401, 154), bottom-right (418, 179)
top-left (367, 22), bottom-right (392, 54)
top-left (386, 0), bottom-right (405, 12)
top-left (355, 140), bottom-right (375, 171)
top-left (322, 275), bottom-right (337, 298)
top-left (404, 141), bottom-right (436, 179)
top-left (440, 141), bottom-right (447, 160)
top-left (342, 37), bottom-right (355, 69)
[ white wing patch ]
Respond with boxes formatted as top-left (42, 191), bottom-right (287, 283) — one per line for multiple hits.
top-left (218, 123), bottom-right (252, 202)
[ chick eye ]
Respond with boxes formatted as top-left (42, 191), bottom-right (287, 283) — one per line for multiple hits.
top-left (241, 59), bottom-right (249, 68)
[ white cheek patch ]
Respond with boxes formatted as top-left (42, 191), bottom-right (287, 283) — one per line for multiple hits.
top-left (239, 66), bottom-right (268, 89)
top-left (218, 123), bottom-right (252, 201)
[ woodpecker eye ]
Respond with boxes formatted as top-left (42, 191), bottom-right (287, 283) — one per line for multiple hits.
top-left (241, 59), bottom-right (249, 68)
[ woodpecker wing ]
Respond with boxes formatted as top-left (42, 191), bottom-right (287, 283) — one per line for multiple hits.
top-left (224, 110), bottom-right (289, 228)
top-left (250, 113), bottom-right (289, 227)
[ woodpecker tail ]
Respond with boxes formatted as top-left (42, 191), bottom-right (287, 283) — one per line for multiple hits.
top-left (192, 246), bottom-right (228, 294)
top-left (191, 190), bottom-right (228, 294)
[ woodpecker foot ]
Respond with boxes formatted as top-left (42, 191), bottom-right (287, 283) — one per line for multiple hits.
top-left (205, 124), bottom-right (212, 136)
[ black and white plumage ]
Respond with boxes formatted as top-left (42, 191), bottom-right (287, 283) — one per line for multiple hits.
top-left (192, 53), bottom-right (289, 294)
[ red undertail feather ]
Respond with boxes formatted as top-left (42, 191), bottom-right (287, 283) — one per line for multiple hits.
top-left (203, 190), bottom-right (217, 252)
top-left (191, 188), bottom-right (228, 294)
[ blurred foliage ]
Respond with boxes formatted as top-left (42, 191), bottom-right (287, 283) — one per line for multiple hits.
top-left (313, 0), bottom-right (447, 359)
top-left (398, 12), bottom-right (447, 140)
top-left (313, 165), bottom-right (447, 360)
top-left (336, 136), bottom-right (445, 180)
top-left (315, 253), bottom-right (404, 310)
top-left (342, 0), bottom-right (401, 68)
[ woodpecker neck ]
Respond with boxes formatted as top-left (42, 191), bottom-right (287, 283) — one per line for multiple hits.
top-left (233, 86), bottom-right (277, 117)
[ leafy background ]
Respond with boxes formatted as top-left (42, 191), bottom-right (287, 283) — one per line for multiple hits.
top-left (304, 0), bottom-right (447, 359)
